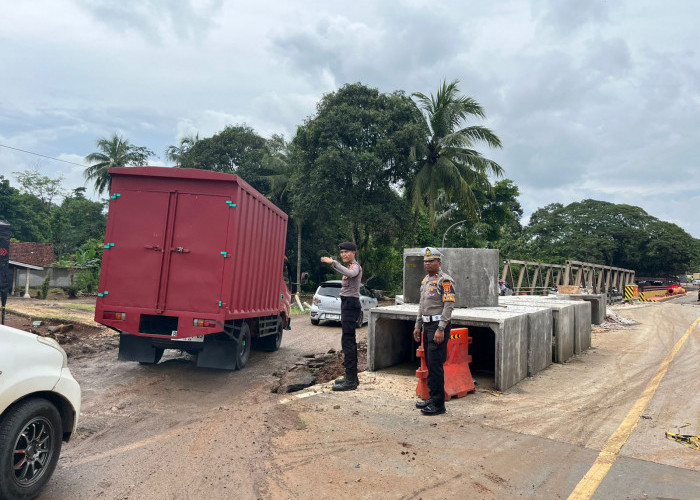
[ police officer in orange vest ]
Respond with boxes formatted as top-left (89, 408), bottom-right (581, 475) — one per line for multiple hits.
top-left (413, 247), bottom-right (456, 415)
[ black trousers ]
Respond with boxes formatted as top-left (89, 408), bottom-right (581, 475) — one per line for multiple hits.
top-left (423, 321), bottom-right (450, 407)
top-left (340, 296), bottom-right (361, 379)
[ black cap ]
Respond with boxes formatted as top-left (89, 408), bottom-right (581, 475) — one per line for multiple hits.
top-left (338, 241), bottom-right (357, 252)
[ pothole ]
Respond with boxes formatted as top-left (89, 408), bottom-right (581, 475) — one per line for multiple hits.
top-left (271, 341), bottom-right (368, 393)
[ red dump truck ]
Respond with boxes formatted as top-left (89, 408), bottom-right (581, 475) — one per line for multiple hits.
top-left (94, 167), bottom-right (291, 370)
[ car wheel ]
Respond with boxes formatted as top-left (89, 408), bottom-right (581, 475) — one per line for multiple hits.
top-left (235, 322), bottom-right (252, 370)
top-left (310, 318), bottom-right (320, 326)
top-left (0, 398), bottom-right (62, 500)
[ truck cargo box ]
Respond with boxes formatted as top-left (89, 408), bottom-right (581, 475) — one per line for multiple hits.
top-left (95, 167), bottom-right (290, 369)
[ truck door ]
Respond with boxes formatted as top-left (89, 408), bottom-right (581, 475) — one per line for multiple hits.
top-left (101, 191), bottom-right (170, 309)
top-left (163, 194), bottom-right (230, 314)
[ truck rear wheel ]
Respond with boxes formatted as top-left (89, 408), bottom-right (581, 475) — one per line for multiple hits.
top-left (259, 317), bottom-right (284, 352)
top-left (235, 323), bottom-right (252, 370)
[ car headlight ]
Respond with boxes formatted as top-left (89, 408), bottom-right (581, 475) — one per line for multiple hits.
top-left (37, 336), bottom-right (69, 368)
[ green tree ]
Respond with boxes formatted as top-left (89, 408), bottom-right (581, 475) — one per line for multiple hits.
top-left (0, 175), bottom-right (50, 242)
top-left (523, 199), bottom-right (698, 276)
top-left (51, 189), bottom-right (107, 257)
top-left (259, 136), bottom-right (307, 293)
top-left (178, 125), bottom-right (270, 190)
top-left (440, 179), bottom-right (523, 249)
top-left (290, 83), bottom-right (425, 289)
top-left (84, 133), bottom-right (156, 195)
top-left (165, 133), bottom-right (199, 166)
top-left (644, 220), bottom-right (698, 277)
top-left (13, 168), bottom-right (64, 211)
top-left (412, 80), bottom-right (503, 229)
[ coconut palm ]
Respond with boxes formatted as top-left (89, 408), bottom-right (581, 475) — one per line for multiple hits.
top-left (412, 80), bottom-right (503, 229)
top-left (261, 144), bottom-right (306, 294)
top-left (165, 133), bottom-right (199, 167)
top-left (84, 133), bottom-right (155, 195)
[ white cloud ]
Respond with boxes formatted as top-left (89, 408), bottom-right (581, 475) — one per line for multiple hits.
top-left (0, 0), bottom-right (699, 239)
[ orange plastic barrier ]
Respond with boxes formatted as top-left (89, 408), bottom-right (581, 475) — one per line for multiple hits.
top-left (415, 327), bottom-right (476, 401)
top-left (443, 328), bottom-right (476, 401)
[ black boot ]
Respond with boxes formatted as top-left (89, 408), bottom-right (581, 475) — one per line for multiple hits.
top-left (332, 378), bottom-right (358, 391)
top-left (415, 399), bottom-right (433, 409)
top-left (420, 403), bottom-right (446, 416)
top-left (333, 371), bottom-right (358, 391)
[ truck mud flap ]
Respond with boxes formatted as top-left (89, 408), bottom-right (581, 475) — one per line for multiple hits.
top-left (197, 338), bottom-right (238, 370)
top-left (119, 333), bottom-right (161, 363)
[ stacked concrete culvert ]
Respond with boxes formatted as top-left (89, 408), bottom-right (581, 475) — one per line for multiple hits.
top-left (368, 248), bottom-right (595, 392)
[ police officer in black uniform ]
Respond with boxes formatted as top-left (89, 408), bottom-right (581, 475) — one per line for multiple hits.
top-left (321, 241), bottom-right (362, 391)
top-left (412, 247), bottom-right (456, 415)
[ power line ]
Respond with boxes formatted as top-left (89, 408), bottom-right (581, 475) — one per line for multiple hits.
top-left (0, 143), bottom-right (86, 168)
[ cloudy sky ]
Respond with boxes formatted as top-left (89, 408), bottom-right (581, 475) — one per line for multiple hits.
top-left (1, 0), bottom-right (699, 237)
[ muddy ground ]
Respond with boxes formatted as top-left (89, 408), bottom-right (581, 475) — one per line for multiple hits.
top-left (3, 300), bottom-right (363, 384)
top-left (2, 296), bottom-right (699, 499)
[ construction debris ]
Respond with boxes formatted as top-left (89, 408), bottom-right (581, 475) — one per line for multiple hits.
top-left (596, 310), bottom-right (638, 330)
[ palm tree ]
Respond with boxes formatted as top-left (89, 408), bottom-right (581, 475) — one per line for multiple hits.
top-left (165, 133), bottom-right (199, 167)
top-left (261, 146), bottom-right (306, 295)
top-left (84, 133), bottom-right (155, 195)
top-left (412, 80), bottom-right (503, 229)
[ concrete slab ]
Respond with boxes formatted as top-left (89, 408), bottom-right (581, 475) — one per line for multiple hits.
top-left (403, 248), bottom-right (499, 307)
top-left (368, 304), bottom-right (528, 391)
top-left (483, 304), bottom-right (552, 377)
top-left (554, 293), bottom-right (606, 324)
top-left (499, 296), bottom-right (576, 363)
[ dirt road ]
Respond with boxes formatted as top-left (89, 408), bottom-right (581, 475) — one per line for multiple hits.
top-left (4, 295), bottom-right (700, 499)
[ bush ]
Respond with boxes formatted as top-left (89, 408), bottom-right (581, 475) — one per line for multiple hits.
top-left (39, 274), bottom-right (50, 300)
top-left (66, 285), bottom-right (79, 299)
top-left (74, 268), bottom-right (100, 294)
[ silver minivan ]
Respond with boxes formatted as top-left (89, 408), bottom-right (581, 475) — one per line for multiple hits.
top-left (309, 280), bottom-right (379, 326)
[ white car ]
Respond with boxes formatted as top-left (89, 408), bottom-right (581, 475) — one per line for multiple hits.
top-left (0, 324), bottom-right (81, 500)
top-left (309, 280), bottom-right (379, 326)
top-left (692, 278), bottom-right (700, 285)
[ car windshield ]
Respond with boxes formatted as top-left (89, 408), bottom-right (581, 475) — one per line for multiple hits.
top-left (318, 285), bottom-right (341, 298)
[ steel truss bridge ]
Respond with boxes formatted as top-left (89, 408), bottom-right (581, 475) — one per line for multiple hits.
top-left (501, 259), bottom-right (635, 296)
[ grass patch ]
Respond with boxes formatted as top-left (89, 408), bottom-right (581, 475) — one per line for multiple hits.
top-left (6, 307), bottom-right (96, 325)
top-left (291, 304), bottom-right (309, 316)
top-left (62, 303), bottom-right (96, 312)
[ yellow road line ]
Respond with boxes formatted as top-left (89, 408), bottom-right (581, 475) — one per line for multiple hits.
top-left (567, 316), bottom-right (700, 500)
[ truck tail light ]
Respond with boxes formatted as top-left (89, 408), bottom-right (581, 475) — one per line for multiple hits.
top-left (193, 319), bottom-right (217, 328)
top-left (103, 311), bottom-right (126, 321)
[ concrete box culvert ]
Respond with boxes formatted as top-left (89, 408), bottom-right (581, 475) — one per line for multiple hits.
top-left (367, 304), bottom-right (531, 391)
top-left (552, 293), bottom-right (605, 325)
top-left (485, 304), bottom-right (553, 376)
top-left (499, 296), bottom-right (592, 360)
